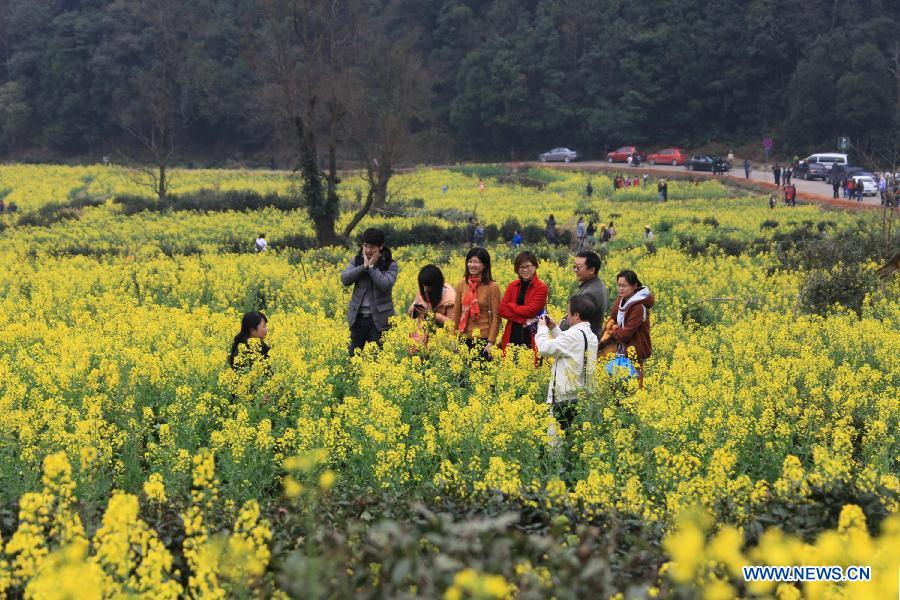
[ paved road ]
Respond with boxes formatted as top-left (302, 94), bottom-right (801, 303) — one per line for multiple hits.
top-left (511, 160), bottom-right (890, 210)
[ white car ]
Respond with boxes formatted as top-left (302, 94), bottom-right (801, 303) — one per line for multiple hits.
top-left (852, 175), bottom-right (877, 196)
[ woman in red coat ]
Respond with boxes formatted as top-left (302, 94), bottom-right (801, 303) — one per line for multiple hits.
top-left (608, 269), bottom-right (654, 387)
top-left (499, 251), bottom-right (549, 354)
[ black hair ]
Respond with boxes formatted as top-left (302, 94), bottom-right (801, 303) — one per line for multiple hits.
top-left (568, 295), bottom-right (596, 322)
top-left (229, 311), bottom-right (268, 367)
top-left (575, 251), bottom-right (601, 274)
top-left (417, 264), bottom-right (445, 308)
top-left (464, 247), bottom-right (493, 283)
top-left (616, 269), bottom-right (643, 288)
top-left (361, 228), bottom-right (385, 246)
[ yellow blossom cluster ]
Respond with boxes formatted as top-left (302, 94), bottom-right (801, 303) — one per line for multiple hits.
top-left (0, 164), bottom-right (896, 593)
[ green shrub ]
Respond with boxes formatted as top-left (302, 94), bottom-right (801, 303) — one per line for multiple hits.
top-left (800, 265), bottom-right (878, 316)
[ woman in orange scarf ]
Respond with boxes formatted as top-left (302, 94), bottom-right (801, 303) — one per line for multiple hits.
top-left (450, 247), bottom-right (501, 358)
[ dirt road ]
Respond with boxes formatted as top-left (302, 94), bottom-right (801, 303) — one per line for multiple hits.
top-left (510, 160), bottom-right (892, 211)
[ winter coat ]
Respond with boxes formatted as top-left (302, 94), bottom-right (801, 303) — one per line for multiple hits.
top-left (498, 276), bottom-right (548, 351)
top-left (608, 287), bottom-right (654, 360)
top-left (341, 247), bottom-right (398, 331)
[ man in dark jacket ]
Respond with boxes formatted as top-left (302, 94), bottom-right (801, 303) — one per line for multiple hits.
top-left (551, 251), bottom-right (607, 336)
top-left (341, 228), bottom-right (399, 355)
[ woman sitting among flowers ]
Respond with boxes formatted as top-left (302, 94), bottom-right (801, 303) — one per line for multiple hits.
top-left (450, 247), bottom-right (501, 359)
top-left (607, 270), bottom-right (654, 387)
top-left (228, 311), bottom-right (270, 371)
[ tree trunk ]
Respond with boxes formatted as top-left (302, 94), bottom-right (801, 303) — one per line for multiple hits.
top-left (342, 187), bottom-right (376, 239)
top-left (294, 114), bottom-right (340, 246)
top-left (157, 162), bottom-right (167, 202)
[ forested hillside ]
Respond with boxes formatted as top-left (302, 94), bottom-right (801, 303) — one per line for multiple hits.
top-left (0, 0), bottom-right (897, 163)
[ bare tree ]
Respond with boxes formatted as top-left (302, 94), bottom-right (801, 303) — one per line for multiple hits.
top-left (251, 0), bottom-right (361, 245)
top-left (342, 31), bottom-right (432, 237)
top-left (109, 0), bottom-right (196, 202)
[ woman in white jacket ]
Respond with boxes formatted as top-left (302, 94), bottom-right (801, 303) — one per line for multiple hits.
top-left (535, 295), bottom-right (599, 441)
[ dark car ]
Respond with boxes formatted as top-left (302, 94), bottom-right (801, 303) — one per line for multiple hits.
top-left (827, 164), bottom-right (866, 185)
top-left (538, 147), bottom-right (580, 162)
top-left (685, 155), bottom-right (731, 172)
top-left (794, 161), bottom-right (829, 181)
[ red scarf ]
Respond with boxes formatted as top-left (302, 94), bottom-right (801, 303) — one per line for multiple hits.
top-left (458, 276), bottom-right (481, 332)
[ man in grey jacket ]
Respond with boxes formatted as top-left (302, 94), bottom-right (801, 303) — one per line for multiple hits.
top-left (552, 251), bottom-right (607, 336)
top-left (341, 228), bottom-right (398, 355)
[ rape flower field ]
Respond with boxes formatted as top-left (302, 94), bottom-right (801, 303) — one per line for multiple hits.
top-left (0, 163), bottom-right (897, 598)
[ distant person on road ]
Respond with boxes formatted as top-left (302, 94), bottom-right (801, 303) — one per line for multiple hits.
top-left (773, 164), bottom-right (781, 186)
top-left (743, 159), bottom-right (751, 179)
top-left (846, 178), bottom-right (855, 200)
top-left (879, 177), bottom-right (887, 202)
top-left (832, 178), bottom-right (840, 199)
top-left (842, 177), bottom-right (849, 199)
top-left (856, 180), bottom-right (863, 202)
top-left (784, 166), bottom-right (792, 186)
top-left (727, 150), bottom-right (735, 162)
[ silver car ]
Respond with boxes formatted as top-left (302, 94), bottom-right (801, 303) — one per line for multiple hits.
top-left (538, 147), bottom-right (580, 162)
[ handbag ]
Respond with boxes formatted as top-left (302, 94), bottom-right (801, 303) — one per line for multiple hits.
top-left (605, 351), bottom-right (638, 378)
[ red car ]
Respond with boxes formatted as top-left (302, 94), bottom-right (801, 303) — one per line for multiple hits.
top-left (646, 148), bottom-right (688, 166)
top-left (607, 146), bottom-right (644, 163)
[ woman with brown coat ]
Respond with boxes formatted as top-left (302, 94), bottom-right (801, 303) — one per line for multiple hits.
top-left (450, 247), bottom-right (501, 358)
top-left (608, 269), bottom-right (654, 386)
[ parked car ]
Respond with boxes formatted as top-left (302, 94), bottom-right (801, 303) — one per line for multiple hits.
top-left (794, 161), bottom-right (829, 181)
top-left (538, 147), bottom-right (580, 162)
top-left (802, 153), bottom-right (849, 171)
top-left (607, 146), bottom-right (644, 163)
top-left (646, 148), bottom-right (688, 166)
top-left (827, 164), bottom-right (865, 185)
top-left (852, 175), bottom-right (877, 196)
top-left (685, 155), bottom-right (731, 172)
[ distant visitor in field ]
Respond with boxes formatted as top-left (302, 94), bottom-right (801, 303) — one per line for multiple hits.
top-left (450, 247), bottom-right (501, 359)
top-left (255, 233), bottom-right (267, 252)
top-left (473, 220), bottom-right (485, 246)
top-left (575, 217), bottom-right (586, 250)
top-left (558, 251), bottom-right (606, 336)
top-left (536, 294), bottom-right (598, 440)
top-left (499, 251), bottom-right (548, 357)
top-left (643, 225), bottom-right (655, 253)
top-left (228, 311), bottom-right (269, 370)
top-left (545, 214), bottom-right (557, 244)
top-left (408, 264), bottom-right (455, 351)
top-left (608, 270), bottom-right (654, 387)
top-left (341, 228), bottom-right (398, 355)
top-left (511, 230), bottom-right (522, 249)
